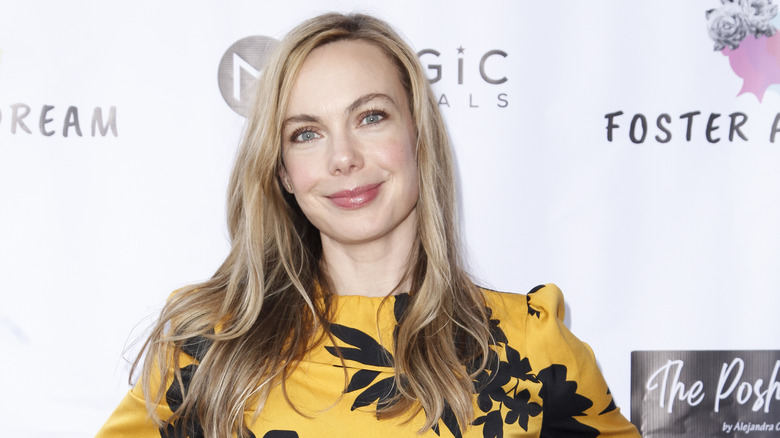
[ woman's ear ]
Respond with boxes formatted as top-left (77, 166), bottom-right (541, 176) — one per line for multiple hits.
top-left (278, 167), bottom-right (293, 193)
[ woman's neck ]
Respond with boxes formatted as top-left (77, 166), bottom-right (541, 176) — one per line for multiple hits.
top-left (319, 214), bottom-right (417, 297)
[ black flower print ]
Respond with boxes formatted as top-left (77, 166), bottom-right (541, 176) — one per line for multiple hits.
top-left (180, 335), bottom-right (212, 362)
top-left (472, 345), bottom-right (542, 437)
top-left (536, 364), bottom-right (599, 438)
top-left (326, 323), bottom-right (464, 437)
top-left (393, 292), bottom-right (410, 322)
top-left (504, 388), bottom-right (540, 430)
top-left (325, 324), bottom-right (394, 368)
top-left (473, 410), bottom-right (503, 438)
top-left (324, 323), bottom-right (400, 411)
top-left (262, 431), bottom-right (299, 438)
top-left (486, 305), bottom-right (508, 345)
top-left (326, 295), bottom-right (465, 437)
top-left (159, 336), bottom-right (258, 438)
top-left (599, 389), bottom-right (618, 415)
top-left (349, 371), bottom-right (401, 411)
top-left (162, 359), bottom-right (205, 437)
top-left (526, 284), bottom-right (545, 318)
top-left (431, 402), bottom-right (462, 438)
top-left (470, 290), bottom-right (609, 438)
top-left (322, 291), bottom-right (609, 438)
top-left (464, 304), bottom-right (507, 379)
top-left (167, 334), bottom-right (211, 421)
top-left (160, 375), bottom-right (206, 438)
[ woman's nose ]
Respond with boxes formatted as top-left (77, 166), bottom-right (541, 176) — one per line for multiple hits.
top-left (328, 131), bottom-right (364, 175)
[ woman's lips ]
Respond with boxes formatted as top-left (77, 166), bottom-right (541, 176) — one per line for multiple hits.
top-left (327, 183), bottom-right (382, 209)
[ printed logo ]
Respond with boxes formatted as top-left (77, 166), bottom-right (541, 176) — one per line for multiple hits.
top-left (603, 2), bottom-right (780, 145)
top-left (706, 0), bottom-right (780, 101)
top-left (417, 46), bottom-right (509, 109)
top-left (217, 36), bottom-right (279, 117)
top-left (217, 36), bottom-right (509, 115)
top-left (0, 49), bottom-right (118, 139)
top-left (0, 104), bottom-right (117, 138)
top-left (631, 350), bottom-right (780, 437)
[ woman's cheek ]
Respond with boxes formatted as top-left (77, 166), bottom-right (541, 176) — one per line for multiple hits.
top-left (286, 154), bottom-right (320, 190)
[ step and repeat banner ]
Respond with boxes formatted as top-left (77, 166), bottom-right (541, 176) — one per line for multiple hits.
top-left (1, 1), bottom-right (778, 436)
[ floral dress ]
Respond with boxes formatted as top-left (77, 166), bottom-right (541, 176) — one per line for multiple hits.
top-left (97, 284), bottom-right (640, 437)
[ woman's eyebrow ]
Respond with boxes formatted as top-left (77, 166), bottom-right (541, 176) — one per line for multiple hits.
top-left (283, 113), bottom-right (320, 128)
top-left (283, 93), bottom-right (396, 128)
top-left (345, 93), bottom-right (397, 114)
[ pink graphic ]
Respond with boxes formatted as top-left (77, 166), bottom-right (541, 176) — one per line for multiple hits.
top-left (722, 32), bottom-right (780, 101)
top-left (706, 0), bottom-right (780, 101)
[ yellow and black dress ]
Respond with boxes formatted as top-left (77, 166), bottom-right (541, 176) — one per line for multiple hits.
top-left (97, 284), bottom-right (640, 437)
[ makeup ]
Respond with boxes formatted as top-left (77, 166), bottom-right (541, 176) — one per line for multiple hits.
top-left (327, 183), bottom-right (382, 209)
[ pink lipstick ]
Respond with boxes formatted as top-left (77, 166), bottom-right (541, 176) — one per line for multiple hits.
top-left (327, 183), bottom-right (382, 209)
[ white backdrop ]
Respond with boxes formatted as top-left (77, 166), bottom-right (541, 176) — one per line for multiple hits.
top-left (1, 1), bottom-right (779, 436)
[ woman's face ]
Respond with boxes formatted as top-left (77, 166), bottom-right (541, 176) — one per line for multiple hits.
top-left (279, 40), bottom-right (419, 248)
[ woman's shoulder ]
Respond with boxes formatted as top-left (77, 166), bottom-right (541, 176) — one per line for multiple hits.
top-left (479, 283), bottom-right (565, 324)
top-left (477, 283), bottom-right (588, 366)
top-left (476, 284), bottom-right (640, 436)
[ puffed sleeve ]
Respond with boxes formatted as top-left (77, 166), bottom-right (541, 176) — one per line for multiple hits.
top-left (95, 381), bottom-right (168, 437)
top-left (97, 290), bottom-right (207, 438)
top-left (484, 284), bottom-right (640, 437)
top-left (95, 343), bottom-right (198, 437)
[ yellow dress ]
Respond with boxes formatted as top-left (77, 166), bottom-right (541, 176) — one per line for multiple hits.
top-left (96, 284), bottom-right (640, 437)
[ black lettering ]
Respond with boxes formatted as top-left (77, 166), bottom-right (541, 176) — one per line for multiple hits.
top-left (655, 113), bottom-right (672, 143)
top-left (605, 111), bottom-right (623, 142)
top-left (11, 103), bottom-right (32, 134)
top-left (437, 93), bottom-right (450, 107)
top-left (63, 106), bottom-right (82, 137)
top-left (417, 49), bottom-right (441, 83)
top-left (771, 113), bottom-right (780, 143)
top-left (479, 50), bottom-right (507, 84)
top-left (706, 113), bottom-right (721, 143)
top-left (679, 111), bottom-right (701, 141)
top-left (92, 106), bottom-right (118, 137)
top-left (458, 57), bottom-right (464, 85)
top-left (729, 112), bottom-right (748, 141)
top-left (497, 93), bottom-right (508, 108)
top-left (629, 114), bottom-right (647, 144)
top-left (39, 105), bottom-right (56, 136)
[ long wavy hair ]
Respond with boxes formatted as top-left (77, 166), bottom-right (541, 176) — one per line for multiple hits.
top-left (135, 12), bottom-right (492, 437)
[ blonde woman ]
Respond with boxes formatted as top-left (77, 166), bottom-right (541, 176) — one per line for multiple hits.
top-left (98, 13), bottom-right (640, 438)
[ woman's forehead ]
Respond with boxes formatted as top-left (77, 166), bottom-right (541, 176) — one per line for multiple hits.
top-left (284, 40), bottom-right (407, 117)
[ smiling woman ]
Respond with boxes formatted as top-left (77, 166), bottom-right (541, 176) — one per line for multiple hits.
top-left (97, 12), bottom-right (640, 438)
top-left (280, 40), bottom-right (420, 275)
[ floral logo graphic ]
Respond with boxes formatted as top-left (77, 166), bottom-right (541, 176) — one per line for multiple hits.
top-left (706, 0), bottom-right (780, 101)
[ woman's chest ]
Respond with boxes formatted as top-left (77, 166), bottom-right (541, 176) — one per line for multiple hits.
top-left (247, 356), bottom-right (545, 438)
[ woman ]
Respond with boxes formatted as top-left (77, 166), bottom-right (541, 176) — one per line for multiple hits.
top-left (98, 12), bottom-right (640, 438)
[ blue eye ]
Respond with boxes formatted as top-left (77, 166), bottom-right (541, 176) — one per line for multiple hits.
top-left (299, 131), bottom-right (316, 141)
top-left (291, 129), bottom-right (319, 143)
top-left (361, 112), bottom-right (385, 125)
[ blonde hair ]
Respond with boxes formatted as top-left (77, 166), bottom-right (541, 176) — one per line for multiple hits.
top-left (135, 12), bottom-right (492, 437)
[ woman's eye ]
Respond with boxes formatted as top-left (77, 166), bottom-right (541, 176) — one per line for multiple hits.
top-left (292, 129), bottom-right (319, 143)
top-left (361, 112), bottom-right (385, 125)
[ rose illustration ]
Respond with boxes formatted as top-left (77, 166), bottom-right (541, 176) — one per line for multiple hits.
top-left (706, 0), bottom-right (780, 100)
top-left (742, 0), bottom-right (779, 36)
top-left (707, 2), bottom-right (750, 50)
